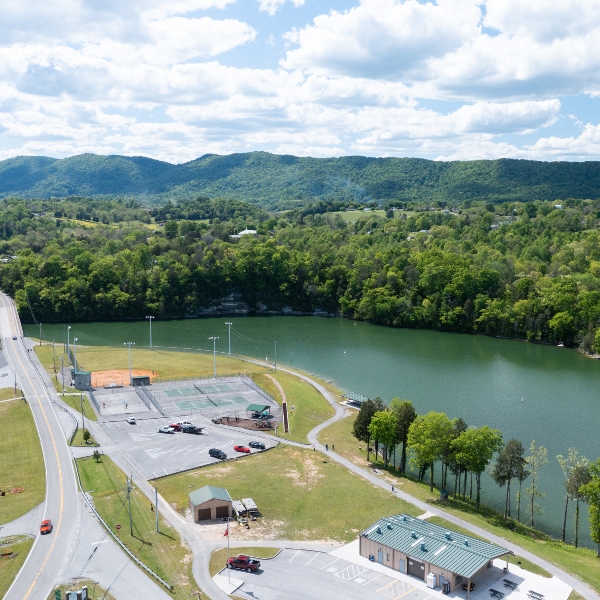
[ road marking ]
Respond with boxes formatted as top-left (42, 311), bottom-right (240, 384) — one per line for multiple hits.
top-left (336, 563), bottom-right (368, 580)
top-left (304, 553), bottom-right (320, 566)
top-left (289, 550), bottom-right (300, 563)
top-left (376, 579), bottom-right (415, 599)
top-left (91, 540), bottom-right (108, 545)
top-left (320, 557), bottom-right (340, 570)
top-left (364, 573), bottom-right (382, 586)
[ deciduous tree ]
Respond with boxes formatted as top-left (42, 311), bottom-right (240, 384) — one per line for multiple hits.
top-left (579, 458), bottom-right (600, 557)
top-left (368, 410), bottom-right (397, 468)
top-left (389, 398), bottom-right (417, 473)
top-left (492, 439), bottom-right (527, 519)
top-left (525, 440), bottom-right (548, 528)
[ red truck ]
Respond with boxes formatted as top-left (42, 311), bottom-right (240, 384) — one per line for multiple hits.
top-left (226, 555), bottom-right (261, 572)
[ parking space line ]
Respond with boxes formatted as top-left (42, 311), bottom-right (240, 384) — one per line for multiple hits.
top-left (320, 557), bottom-right (340, 570)
top-left (304, 553), bottom-right (320, 566)
top-left (376, 579), bottom-right (415, 599)
top-left (363, 573), bottom-right (382, 585)
top-left (289, 550), bottom-right (300, 563)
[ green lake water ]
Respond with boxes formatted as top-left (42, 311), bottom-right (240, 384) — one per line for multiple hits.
top-left (37, 316), bottom-right (600, 547)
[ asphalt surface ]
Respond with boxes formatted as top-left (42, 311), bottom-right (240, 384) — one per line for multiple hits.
top-left (0, 292), bottom-right (82, 600)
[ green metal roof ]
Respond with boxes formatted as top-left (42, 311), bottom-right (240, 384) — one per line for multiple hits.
top-left (246, 404), bottom-right (270, 412)
top-left (189, 485), bottom-right (232, 507)
top-left (342, 392), bottom-right (369, 403)
top-left (361, 514), bottom-right (511, 579)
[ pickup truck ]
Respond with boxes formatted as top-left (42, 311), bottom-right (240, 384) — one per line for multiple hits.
top-left (226, 555), bottom-right (260, 572)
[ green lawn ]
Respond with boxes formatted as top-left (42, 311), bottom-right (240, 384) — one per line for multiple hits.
top-left (76, 456), bottom-right (199, 599)
top-left (209, 547), bottom-right (279, 577)
top-left (0, 535), bottom-right (34, 598)
top-left (320, 410), bottom-right (600, 594)
top-left (70, 428), bottom-right (97, 447)
top-left (252, 372), bottom-right (334, 443)
top-left (159, 444), bottom-right (420, 543)
top-left (47, 579), bottom-right (116, 600)
top-left (0, 400), bottom-right (45, 524)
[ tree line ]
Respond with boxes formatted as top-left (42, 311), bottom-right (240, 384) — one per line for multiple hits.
top-left (352, 398), bottom-right (600, 555)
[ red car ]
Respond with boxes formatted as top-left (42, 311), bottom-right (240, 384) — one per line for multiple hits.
top-left (226, 555), bottom-right (260, 572)
top-left (40, 519), bottom-right (53, 534)
top-left (169, 423), bottom-right (182, 431)
top-left (233, 445), bottom-right (250, 453)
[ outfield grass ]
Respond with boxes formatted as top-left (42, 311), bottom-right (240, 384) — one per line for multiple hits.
top-left (0, 535), bottom-right (34, 598)
top-left (252, 372), bottom-right (334, 443)
top-left (320, 410), bottom-right (600, 594)
top-left (209, 547), bottom-right (279, 577)
top-left (76, 456), bottom-right (199, 599)
top-left (47, 579), bottom-right (116, 600)
top-left (0, 400), bottom-right (45, 524)
top-left (159, 444), bottom-right (420, 543)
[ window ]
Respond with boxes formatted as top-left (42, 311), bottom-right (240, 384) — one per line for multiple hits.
top-left (386, 554), bottom-right (390, 561)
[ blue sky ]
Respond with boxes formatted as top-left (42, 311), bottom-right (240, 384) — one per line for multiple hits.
top-left (1, 0), bottom-right (600, 163)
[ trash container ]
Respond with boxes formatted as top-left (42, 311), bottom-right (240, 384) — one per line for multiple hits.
top-left (442, 582), bottom-right (450, 595)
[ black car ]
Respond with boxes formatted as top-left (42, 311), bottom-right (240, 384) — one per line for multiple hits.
top-left (209, 448), bottom-right (227, 460)
top-left (182, 425), bottom-right (203, 434)
top-left (249, 441), bottom-right (265, 450)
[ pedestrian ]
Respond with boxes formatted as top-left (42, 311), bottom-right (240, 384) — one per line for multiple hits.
top-left (326, 444), bottom-right (329, 451)
top-left (332, 444), bottom-right (335, 451)
top-left (392, 485), bottom-right (395, 493)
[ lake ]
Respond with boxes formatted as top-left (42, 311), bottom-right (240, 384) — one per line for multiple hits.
top-left (37, 316), bottom-right (600, 547)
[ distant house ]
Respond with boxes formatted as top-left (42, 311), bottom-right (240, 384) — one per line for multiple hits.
top-left (554, 204), bottom-right (563, 209)
top-left (230, 229), bottom-right (258, 239)
top-left (189, 485), bottom-right (232, 521)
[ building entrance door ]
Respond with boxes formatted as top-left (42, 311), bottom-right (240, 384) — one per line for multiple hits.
top-left (407, 558), bottom-right (425, 580)
top-left (377, 550), bottom-right (383, 564)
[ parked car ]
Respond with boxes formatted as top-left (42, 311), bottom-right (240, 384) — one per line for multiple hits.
top-left (40, 519), bottom-right (53, 534)
top-left (233, 445), bottom-right (250, 454)
top-left (182, 425), bottom-right (203, 434)
top-left (209, 448), bottom-right (227, 459)
top-left (248, 441), bottom-right (265, 450)
top-left (226, 555), bottom-right (260, 572)
top-left (158, 426), bottom-right (174, 434)
top-left (12, 335), bottom-right (17, 340)
top-left (174, 420), bottom-right (192, 426)
top-left (169, 423), bottom-right (182, 431)
top-left (126, 417), bottom-right (137, 425)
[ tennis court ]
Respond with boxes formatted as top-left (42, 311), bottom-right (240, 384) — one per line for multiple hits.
top-left (174, 395), bottom-right (248, 412)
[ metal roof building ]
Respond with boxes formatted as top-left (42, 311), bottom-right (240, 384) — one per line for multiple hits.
top-left (359, 514), bottom-right (511, 594)
top-left (188, 485), bottom-right (232, 522)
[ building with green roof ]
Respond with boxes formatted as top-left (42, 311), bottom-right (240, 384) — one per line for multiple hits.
top-left (360, 514), bottom-right (511, 594)
top-left (189, 485), bottom-right (232, 521)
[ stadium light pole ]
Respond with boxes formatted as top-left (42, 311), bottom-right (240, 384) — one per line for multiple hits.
top-left (225, 322), bottom-right (232, 357)
top-left (146, 316), bottom-right (154, 350)
top-left (124, 342), bottom-right (135, 385)
top-left (73, 337), bottom-right (78, 373)
top-left (67, 326), bottom-right (71, 364)
top-left (209, 336), bottom-right (219, 379)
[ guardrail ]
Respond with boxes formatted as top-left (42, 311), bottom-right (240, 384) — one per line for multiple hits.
top-left (134, 386), bottom-right (152, 410)
top-left (72, 458), bottom-right (173, 592)
top-left (139, 384), bottom-right (164, 414)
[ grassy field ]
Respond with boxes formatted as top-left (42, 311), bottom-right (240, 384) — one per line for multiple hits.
top-left (0, 388), bottom-right (19, 401)
top-left (47, 579), bottom-right (116, 600)
top-left (76, 456), bottom-right (198, 599)
top-left (70, 428), bottom-right (97, 447)
top-left (320, 411), bottom-right (600, 594)
top-left (159, 444), bottom-right (420, 543)
top-left (252, 372), bottom-right (334, 443)
top-left (0, 399), bottom-right (45, 524)
top-left (209, 547), bottom-right (279, 577)
top-left (0, 535), bottom-right (34, 598)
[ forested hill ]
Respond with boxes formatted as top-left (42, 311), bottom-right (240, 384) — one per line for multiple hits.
top-left (1, 153), bottom-right (600, 210)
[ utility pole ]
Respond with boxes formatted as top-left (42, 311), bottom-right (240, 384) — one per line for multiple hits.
top-left (53, 339), bottom-right (56, 373)
top-left (155, 487), bottom-right (159, 532)
top-left (81, 393), bottom-right (85, 436)
top-left (124, 342), bottom-right (135, 386)
top-left (73, 337), bottom-right (78, 373)
top-left (146, 316), bottom-right (154, 350)
top-left (209, 337), bottom-right (219, 379)
top-left (274, 341), bottom-right (277, 373)
top-left (60, 356), bottom-right (64, 393)
top-left (225, 322), bottom-right (232, 357)
top-left (39, 322), bottom-right (42, 346)
top-left (67, 326), bottom-right (71, 364)
top-left (127, 476), bottom-right (133, 536)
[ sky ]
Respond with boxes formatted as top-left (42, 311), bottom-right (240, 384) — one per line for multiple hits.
top-left (1, 0), bottom-right (600, 164)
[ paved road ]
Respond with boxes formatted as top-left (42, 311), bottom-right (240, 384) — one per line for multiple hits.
top-left (0, 293), bottom-right (84, 599)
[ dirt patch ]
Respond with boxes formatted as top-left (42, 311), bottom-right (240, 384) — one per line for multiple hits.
top-left (283, 454), bottom-right (324, 490)
top-left (91, 369), bottom-right (158, 388)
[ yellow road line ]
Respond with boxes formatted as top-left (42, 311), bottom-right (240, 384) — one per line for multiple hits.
top-left (1, 296), bottom-right (65, 599)
top-left (377, 579), bottom-right (416, 600)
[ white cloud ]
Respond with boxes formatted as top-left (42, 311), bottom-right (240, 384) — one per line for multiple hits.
top-left (258, 0), bottom-right (305, 17)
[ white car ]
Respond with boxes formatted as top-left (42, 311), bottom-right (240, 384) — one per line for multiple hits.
top-left (126, 417), bottom-right (136, 425)
top-left (158, 426), bottom-right (174, 434)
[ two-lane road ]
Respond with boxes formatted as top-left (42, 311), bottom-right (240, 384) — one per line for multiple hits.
top-left (0, 292), bottom-right (81, 600)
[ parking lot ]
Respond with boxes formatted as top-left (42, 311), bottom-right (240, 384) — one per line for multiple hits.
top-left (227, 549), bottom-right (435, 600)
top-left (97, 417), bottom-right (278, 479)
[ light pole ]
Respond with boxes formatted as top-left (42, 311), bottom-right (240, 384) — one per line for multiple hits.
top-left (124, 342), bottom-right (135, 386)
top-left (81, 393), bottom-right (85, 435)
top-left (146, 316), bottom-right (154, 350)
top-left (73, 337), bottom-right (78, 373)
top-left (209, 336), bottom-right (219, 379)
top-left (39, 322), bottom-right (42, 346)
top-left (274, 341), bottom-right (277, 373)
top-left (67, 326), bottom-right (71, 364)
top-left (225, 322), bottom-right (232, 357)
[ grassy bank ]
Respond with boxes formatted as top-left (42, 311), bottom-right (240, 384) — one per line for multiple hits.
top-left (320, 410), bottom-right (600, 594)
top-left (70, 428), bottom-right (97, 447)
top-left (0, 535), bottom-right (34, 598)
top-left (252, 372), bottom-right (334, 443)
top-left (159, 444), bottom-right (420, 543)
top-left (76, 456), bottom-right (198, 599)
top-left (47, 580), bottom-right (116, 600)
top-left (0, 399), bottom-right (45, 524)
top-left (209, 547), bottom-right (279, 577)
